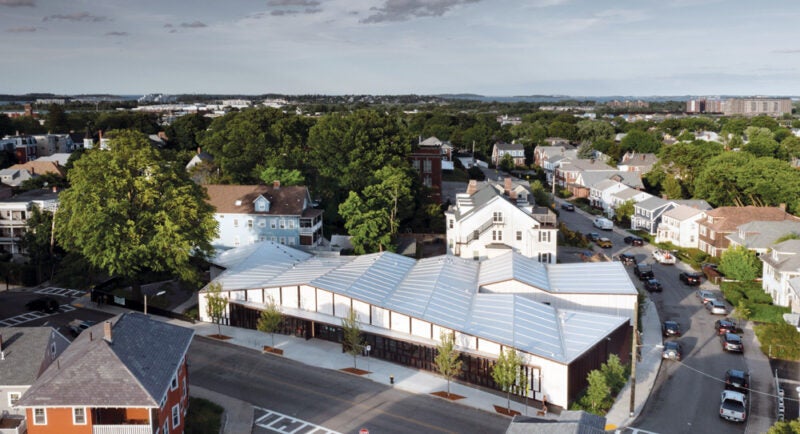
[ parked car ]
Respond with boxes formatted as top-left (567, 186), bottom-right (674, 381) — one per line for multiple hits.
top-left (586, 232), bottom-right (601, 242)
top-left (634, 264), bottom-right (655, 281)
top-left (68, 319), bottom-right (97, 337)
top-left (560, 202), bottom-right (575, 211)
top-left (624, 235), bottom-right (644, 246)
top-left (720, 332), bottom-right (744, 352)
top-left (596, 237), bottom-right (613, 248)
top-left (719, 390), bottom-right (747, 422)
top-left (697, 290), bottom-right (717, 304)
top-left (715, 318), bottom-right (739, 335)
top-left (662, 320), bottom-right (681, 337)
top-left (617, 253), bottom-right (637, 266)
top-left (593, 217), bottom-right (614, 230)
top-left (706, 299), bottom-right (728, 315)
top-left (725, 369), bottom-right (750, 393)
top-left (644, 278), bottom-right (663, 292)
top-left (25, 297), bottom-right (60, 313)
top-left (652, 249), bottom-right (677, 265)
top-left (662, 341), bottom-right (683, 361)
top-left (679, 271), bottom-right (704, 286)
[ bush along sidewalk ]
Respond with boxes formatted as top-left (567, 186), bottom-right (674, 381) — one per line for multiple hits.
top-left (569, 354), bottom-right (629, 416)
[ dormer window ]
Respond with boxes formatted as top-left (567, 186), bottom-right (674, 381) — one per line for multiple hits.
top-left (255, 197), bottom-right (270, 212)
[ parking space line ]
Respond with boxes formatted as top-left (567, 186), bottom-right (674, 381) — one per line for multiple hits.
top-left (0, 304), bottom-right (74, 326)
top-left (253, 408), bottom-right (341, 434)
top-left (35, 287), bottom-right (86, 298)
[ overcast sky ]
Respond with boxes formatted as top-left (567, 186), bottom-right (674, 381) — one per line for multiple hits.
top-left (2, 0), bottom-right (800, 96)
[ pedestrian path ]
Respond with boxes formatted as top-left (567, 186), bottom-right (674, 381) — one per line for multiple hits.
top-left (0, 304), bottom-right (75, 326)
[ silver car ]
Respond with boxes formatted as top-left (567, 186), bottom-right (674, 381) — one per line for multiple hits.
top-left (706, 299), bottom-right (728, 315)
top-left (697, 290), bottom-right (716, 304)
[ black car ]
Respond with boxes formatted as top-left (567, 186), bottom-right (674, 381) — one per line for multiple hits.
top-left (720, 332), bottom-right (744, 352)
top-left (617, 253), bottom-right (637, 266)
top-left (634, 264), bottom-right (654, 281)
top-left (644, 278), bottom-right (663, 292)
top-left (725, 369), bottom-right (750, 393)
top-left (25, 297), bottom-right (60, 313)
top-left (662, 320), bottom-right (681, 337)
top-left (715, 318), bottom-right (739, 335)
top-left (662, 341), bottom-right (682, 361)
top-left (624, 235), bottom-right (644, 246)
top-left (679, 271), bottom-right (704, 286)
top-left (560, 203), bottom-right (575, 211)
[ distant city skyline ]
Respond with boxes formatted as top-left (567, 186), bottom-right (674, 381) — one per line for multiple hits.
top-left (3, 0), bottom-right (800, 96)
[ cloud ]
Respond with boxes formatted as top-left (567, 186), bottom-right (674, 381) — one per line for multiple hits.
top-left (43, 12), bottom-right (109, 22)
top-left (270, 8), bottom-right (321, 16)
top-left (180, 21), bottom-right (207, 28)
top-left (7, 26), bottom-right (37, 32)
top-left (0, 0), bottom-right (34, 6)
top-left (267, 0), bottom-right (320, 6)
top-left (105, 31), bottom-right (128, 36)
top-left (361, 0), bottom-right (481, 24)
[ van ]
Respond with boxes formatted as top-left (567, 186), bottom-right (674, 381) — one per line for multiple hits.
top-left (593, 217), bottom-right (613, 230)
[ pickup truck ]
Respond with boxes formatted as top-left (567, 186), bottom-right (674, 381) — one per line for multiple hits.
top-left (652, 249), bottom-right (677, 265)
top-left (593, 217), bottom-right (613, 230)
top-left (720, 390), bottom-right (747, 422)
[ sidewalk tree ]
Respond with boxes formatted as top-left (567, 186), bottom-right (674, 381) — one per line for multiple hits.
top-left (434, 331), bottom-right (463, 398)
top-left (600, 354), bottom-right (627, 395)
top-left (257, 296), bottom-right (283, 348)
top-left (580, 370), bottom-right (611, 415)
top-left (205, 282), bottom-right (228, 337)
top-left (491, 348), bottom-right (522, 413)
top-left (54, 130), bottom-right (217, 300)
top-left (767, 419), bottom-right (800, 434)
top-left (341, 309), bottom-right (364, 369)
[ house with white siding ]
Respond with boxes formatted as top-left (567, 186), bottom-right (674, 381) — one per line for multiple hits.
top-left (198, 242), bottom-right (637, 410)
top-left (656, 205), bottom-right (707, 248)
top-left (760, 240), bottom-right (800, 310)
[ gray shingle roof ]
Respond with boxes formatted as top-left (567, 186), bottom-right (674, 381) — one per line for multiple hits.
top-left (727, 221), bottom-right (800, 249)
top-left (18, 313), bottom-right (193, 407)
top-left (0, 327), bottom-right (68, 386)
top-left (634, 196), bottom-right (671, 211)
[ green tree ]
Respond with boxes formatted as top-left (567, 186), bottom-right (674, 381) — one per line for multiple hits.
top-left (767, 418), bottom-right (800, 434)
top-left (499, 153), bottom-right (515, 172)
top-left (258, 167), bottom-right (305, 186)
top-left (743, 127), bottom-right (780, 158)
top-left (339, 192), bottom-right (393, 254)
top-left (257, 296), bottom-right (283, 348)
top-left (577, 143), bottom-right (595, 159)
top-left (620, 129), bottom-right (662, 154)
top-left (165, 113), bottom-right (212, 152)
top-left (662, 176), bottom-right (683, 200)
top-left (600, 354), bottom-right (628, 395)
top-left (547, 121), bottom-right (577, 141)
top-left (434, 331), bottom-right (463, 398)
top-left (491, 348), bottom-right (522, 413)
top-left (205, 282), bottom-right (228, 337)
top-left (19, 206), bottom-right (55, 283)
top-left (55, 130), bottom-right (218, 299)
top-left (44, 104), bottom-right (69, 133)
top-left (341, 309), bottom-right (364, 369)
top-left (656, 140), bottom-right (724, 196)
top-left (732, 299), bottom-right (751, 322)
top-left (576, 119), bottom-right (614, 144)
top-left (581, 370), bottom-right (611, 415)
top-left (613, 200), bottom-right (635, 224)
top-left (719, 245), bottom-right (761, 281)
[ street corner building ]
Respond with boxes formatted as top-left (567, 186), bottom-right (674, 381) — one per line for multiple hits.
top-left (16, 312), bottom-right (194, 434)
top-left (198, 241), bottom-right (638, 409)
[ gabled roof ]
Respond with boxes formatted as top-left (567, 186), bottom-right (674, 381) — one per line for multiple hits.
top-left (419, 136), bottom-right (443, 147)
top-left (35, 153), bottom-right (71, 166)
top-left (727, 221), bottom-right (800, 249)
top-left (494, 142), bottom-right (525, 152)
top-left (612, 188), bottom-right (650, 202)
top-left (704, 206), bottom-right (799, 232)
top-left (663, 204), bottom-right (706, 221)
top-left (205, 184), bottom-right (310, 216)
top-left (0, 327), bottom-right (69, 386)
top-left (761, 239), bottom-right (800, 272)
top-left (558, 159), bottom-right (615, 172)
top-left (634, 196), bottom-right (672, 211)
top-left (590, 179), bottom-right (620, 191)
top-left (580, 171), bottom-right (644, 190)
top-left (205, 243), bottom-right (634, 364)
top-left (9, 161), bottom-right (65, 177)
top-left (671, 199), bottom-right (712, 211)
top-left (18, 313), bottom-right (193, 408)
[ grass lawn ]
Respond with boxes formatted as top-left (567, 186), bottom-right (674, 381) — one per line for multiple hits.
top-left (185, 397), bottom-right (223, 434)
top-left (754, 322), bottom-right (800, 361)
top-left (748, 303), bottom-right (790, 323)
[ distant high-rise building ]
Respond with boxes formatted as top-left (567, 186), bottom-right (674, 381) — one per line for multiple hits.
top-left (686, 97), bottom-right (791, 116)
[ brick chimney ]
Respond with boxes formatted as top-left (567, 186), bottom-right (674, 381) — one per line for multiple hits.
top-left (504, 176), bottom-right (512, 196)
top-left (466, 180), bottom-right (478, 195)
top-left (103, 321), bottom-right (113, 343)
top-left (273, 180), bottom-right (280, 189)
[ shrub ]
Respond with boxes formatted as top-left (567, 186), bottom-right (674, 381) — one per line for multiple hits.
top-left (754, 322), bottom-right (800, 360)
top-left (749, 304), bottom-right (791, 323)
top-left (185, 397), bottom-right (223, 434)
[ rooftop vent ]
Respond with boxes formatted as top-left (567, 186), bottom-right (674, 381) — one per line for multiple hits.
top-left (235, 200), bottom-right (242, 206)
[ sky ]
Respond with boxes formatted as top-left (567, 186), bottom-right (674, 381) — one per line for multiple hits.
top-left (2, 0), bottom-right (800, 96)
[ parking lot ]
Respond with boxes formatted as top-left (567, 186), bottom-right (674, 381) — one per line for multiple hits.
top-left (0, 289), bottom-right (113, 339)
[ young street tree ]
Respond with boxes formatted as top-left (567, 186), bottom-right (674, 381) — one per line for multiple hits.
top-left (257, 296), bottom-right (283, 348)
top-left (434, 331), bottom-right (463, 398)
top-left (205, 282), bottom-right (228, 337)
top-left (491, 348), bottom-right (522, 413)
top-left (55, 130), bottom-right (218, 299)
top-left (341, 309), bottom-right (364, 369)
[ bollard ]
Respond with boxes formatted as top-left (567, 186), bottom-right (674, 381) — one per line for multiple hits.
top-left (390, 375), bottom-right (394, 385)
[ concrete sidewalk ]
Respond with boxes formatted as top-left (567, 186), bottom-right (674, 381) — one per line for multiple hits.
top-left (604, 298), bottom-right (662, 430)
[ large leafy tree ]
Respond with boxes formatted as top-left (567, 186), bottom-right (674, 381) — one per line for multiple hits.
top-left (719, 245), bottom-right (761, 281)
top-left (55, 130), bottom-right (217, 297)
top-left (19, 206), bottom-right (55, 283)
top-left (620, 129), bottom-right (662, 154)
top-left (655, 140), bottom-right (723, 197)
top-left (576, 120), bottom-right (614, 144)
top-left (165, 112), bottom-right (212, 152)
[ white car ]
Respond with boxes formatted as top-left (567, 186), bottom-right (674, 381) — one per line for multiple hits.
top-left (652, 249), bottom-right (677, 265)
top-left (706, 299), bottom-right (728, 315)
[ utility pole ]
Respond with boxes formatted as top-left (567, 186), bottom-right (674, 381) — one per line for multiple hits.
top-left (629, 297), bottom-right (639, 417)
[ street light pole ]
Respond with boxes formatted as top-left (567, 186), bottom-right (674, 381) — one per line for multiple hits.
top-left (144, 290), bottom-right (166, 316)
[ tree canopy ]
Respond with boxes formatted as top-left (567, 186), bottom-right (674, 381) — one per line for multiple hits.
top-left (55, 130), bottom-right (218, 292)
